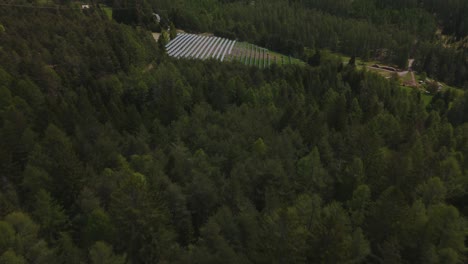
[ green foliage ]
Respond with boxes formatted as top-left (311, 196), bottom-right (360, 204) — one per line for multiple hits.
top-left (32, 190), bottom-right (68, 241)
top-left (158, 30), bottom-right (170, 51)
top-left (0, 250), bottom-right (26, 264)
top-left (0, 6), bottom-right (467, 264)
top-left (1, 212), bottom-right (55, 263)
top-left (296, 147), bottom-right (330, 195)
top-left (55, 233), bottom-right (81, 264)
top-left (348, 55), bottom-right (356, 66)
top-left (169, 22), bottom-right (177, 40)
top-left (82, 209), bottom-right (114, 247)
top-left (0, 86), bottom-right (12, 111)
top-left (0, 222), bottom-right (15, 253)
top-left (307, 50), bottom-right (321, 66)
top-left (89, 241), bottom-right (126, 264)
top-left (28, 124), bottom-right (84, 207)
top-left (112, 0), bottom-right (152, 26)
top-left (252, 138), bottom-right (267, 155)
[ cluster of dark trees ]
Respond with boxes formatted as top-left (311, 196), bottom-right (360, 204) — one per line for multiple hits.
top-left (0, 6), bottom-right (467, 264)
top-left (303, 0), bottom-right (468, 39)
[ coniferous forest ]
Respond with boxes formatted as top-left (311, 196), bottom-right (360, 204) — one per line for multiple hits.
top-left (0, 1), bottom-right (467, 263)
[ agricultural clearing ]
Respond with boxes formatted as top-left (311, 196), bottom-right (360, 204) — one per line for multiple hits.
top-left (165, 33), bottom-right (303, 67)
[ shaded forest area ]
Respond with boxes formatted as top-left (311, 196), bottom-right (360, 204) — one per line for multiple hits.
top-left (0, 4), bottom-right (467, 264)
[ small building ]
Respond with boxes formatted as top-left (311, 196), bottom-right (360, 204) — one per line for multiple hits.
top-left (81, 4), bottom-right (90, 9)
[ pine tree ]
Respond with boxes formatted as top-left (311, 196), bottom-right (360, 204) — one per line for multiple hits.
top-left (169, 22), bottom-right (177, 40)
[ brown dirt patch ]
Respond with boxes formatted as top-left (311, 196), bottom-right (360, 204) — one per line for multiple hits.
top-left (152, 32), bottom-right (160, 42)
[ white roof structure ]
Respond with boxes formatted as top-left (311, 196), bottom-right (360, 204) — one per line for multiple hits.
top-left (165, 33), bottom-right (236, 62)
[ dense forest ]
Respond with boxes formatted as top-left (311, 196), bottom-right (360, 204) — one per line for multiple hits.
top-left (0, 1), bottom-right (467, 264)
top-left (138, 0), bottom-right (468, 88)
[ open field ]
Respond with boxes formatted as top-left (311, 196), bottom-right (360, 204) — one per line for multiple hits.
top-left (100, 5), bottom-right (112, 20)
top-left (399, 85), bottom-right (432, 106)
top-left (165, 33), bottom-right (303, 67)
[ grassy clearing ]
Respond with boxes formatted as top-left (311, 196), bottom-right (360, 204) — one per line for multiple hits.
top-left (399, 85), bottom-right (413, 92)
top-left (422, 94), bottom-right (433, 106)
top-left (400, 85), bottom-right (433, 106)
top-left (268, 50), bottom-right (303, 65)
top-left (229, 42), bottom-right (304, 67)
top-left (101, 5), bottom-right (113, 20)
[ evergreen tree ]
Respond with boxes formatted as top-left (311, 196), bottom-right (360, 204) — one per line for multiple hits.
top-left (169, 22), bottom-right (177, 40)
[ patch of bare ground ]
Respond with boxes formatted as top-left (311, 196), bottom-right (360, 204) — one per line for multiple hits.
top-left (152, 32), bottom-right (160, 42)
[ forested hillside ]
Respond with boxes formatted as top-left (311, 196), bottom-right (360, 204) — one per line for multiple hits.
top-left (144, 0), bottom-right (468, 88)
top-left (0, 2), bottom-right (467, 264)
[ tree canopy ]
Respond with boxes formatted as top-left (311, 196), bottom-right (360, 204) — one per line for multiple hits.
top-left (0, 2), bottom-right (467, 264)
